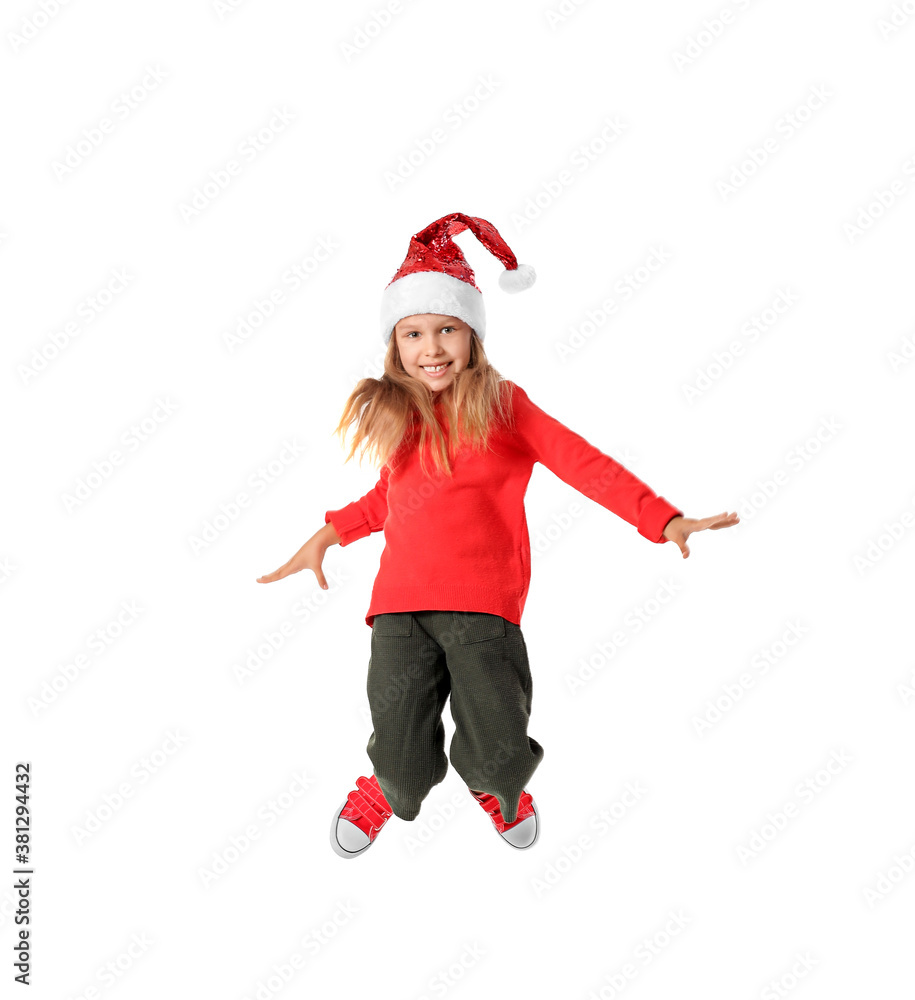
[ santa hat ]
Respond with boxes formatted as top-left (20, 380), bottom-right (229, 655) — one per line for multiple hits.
top-left (380, 212), bottom-right (535, 345)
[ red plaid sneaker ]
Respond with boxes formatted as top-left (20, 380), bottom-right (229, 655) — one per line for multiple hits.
top-left (330, 774), bottom-right (394, 858)
top-left (470, 789), bottom-right (540, 849)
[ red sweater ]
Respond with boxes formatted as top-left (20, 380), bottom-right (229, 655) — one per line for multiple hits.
top-left (325, 381), bottom-right (683, 628)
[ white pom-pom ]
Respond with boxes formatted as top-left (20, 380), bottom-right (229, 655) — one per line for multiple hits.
top-left (499, 263), bottom-right (536, 293)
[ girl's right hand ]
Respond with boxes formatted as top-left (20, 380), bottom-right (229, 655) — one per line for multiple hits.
top-left (257, 536), bottom-right (330, 589)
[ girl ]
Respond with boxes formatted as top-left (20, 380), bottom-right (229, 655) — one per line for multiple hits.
top-left (257, 212), bottom-right (738, 859)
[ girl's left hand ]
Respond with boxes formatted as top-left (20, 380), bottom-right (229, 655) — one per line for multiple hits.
top-left (662, 511), bottom-right (739, 559)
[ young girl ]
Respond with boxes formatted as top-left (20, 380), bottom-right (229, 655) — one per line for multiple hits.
top-left (257, 212), bottom-right (738, 859)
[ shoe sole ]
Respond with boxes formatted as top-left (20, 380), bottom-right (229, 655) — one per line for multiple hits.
top-left (329, 799), bottom-right (375, 859)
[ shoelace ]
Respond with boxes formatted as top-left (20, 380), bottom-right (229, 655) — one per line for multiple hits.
top-left (470, 789), bottom-right (534, 833)
top-left (339, 775), bottom-right (393, 842)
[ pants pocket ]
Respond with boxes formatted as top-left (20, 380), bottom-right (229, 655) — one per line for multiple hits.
top-left (372, 613), bottom-right (413, 637)
top-left (450, 611), bottom-right (506, 644)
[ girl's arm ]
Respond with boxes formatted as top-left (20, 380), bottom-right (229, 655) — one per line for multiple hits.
top-left (511, 385), bottom-right (739, 555)
top-left (257, 521), bottom-right (341, 589)
top-left (511, 384), bottom-right (683, 543)
top-left (256, 464), bottom-right (390, 588)
top-left (323, 463), bottom-right (391, 546)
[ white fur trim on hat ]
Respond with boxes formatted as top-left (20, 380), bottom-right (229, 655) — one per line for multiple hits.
top-left (381, 271), bottom-right (486, 345)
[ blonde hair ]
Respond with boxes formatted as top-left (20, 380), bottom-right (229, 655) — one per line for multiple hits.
top-left (333, 327), bottom-right (516, 479)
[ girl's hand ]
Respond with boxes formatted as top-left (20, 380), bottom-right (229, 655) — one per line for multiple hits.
top-left (257, 530), bottom-right (335, 589)
top-left (662, 511), bottom-right (739, 559)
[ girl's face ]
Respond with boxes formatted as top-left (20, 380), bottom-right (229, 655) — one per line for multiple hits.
top-left (394, 314), bottom-right (472, 391)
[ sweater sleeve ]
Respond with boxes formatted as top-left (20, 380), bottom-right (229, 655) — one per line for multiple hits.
top-left (511, 383), bottom-right (683, 543)
top-left (324, 463), bottom-right (391, 547)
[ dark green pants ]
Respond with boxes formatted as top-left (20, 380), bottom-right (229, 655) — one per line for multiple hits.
top-left (366, 610), bottom-right (544, 825)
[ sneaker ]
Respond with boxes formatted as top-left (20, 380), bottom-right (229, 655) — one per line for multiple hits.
top-left (470, 789), bottom-right (539, 849)
top-left (330, 774), bottom-right (394, 859)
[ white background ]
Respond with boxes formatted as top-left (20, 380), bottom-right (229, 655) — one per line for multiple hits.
top-left (4, 0), bottom-right (915, 997)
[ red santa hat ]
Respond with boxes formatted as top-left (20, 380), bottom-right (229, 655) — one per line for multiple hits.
top-left (380, 212), bottom-right (535, 345)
